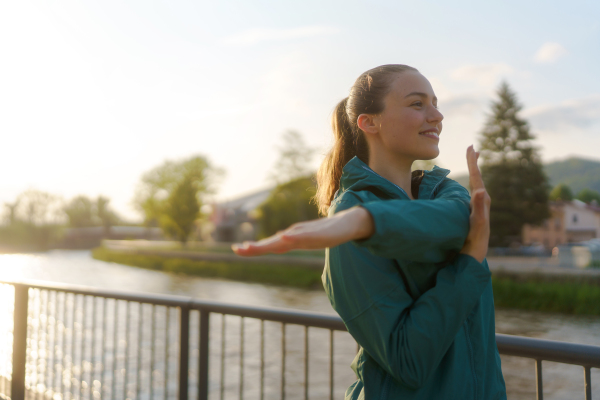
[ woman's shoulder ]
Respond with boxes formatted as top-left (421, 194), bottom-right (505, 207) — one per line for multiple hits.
top-left (433, 176), bottom-right (471, 199)
top-left (329, 189), bottom-right (373, 215)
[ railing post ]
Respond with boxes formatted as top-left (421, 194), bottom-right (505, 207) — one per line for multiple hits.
top-left (584, 366), bottom-right (591, 400)
top-left (179, 305), bottom-right (190, 400)
top-left (535, 359), bottom-right (543, 400)
top-left (11, 284), bottom-right (29, 400)
top-left (198, 310), bottom-right (210, 400)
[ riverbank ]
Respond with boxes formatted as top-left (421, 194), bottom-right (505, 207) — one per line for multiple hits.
top-left (93, 246), bottom-right (600, 316)
top-left (91, 247), bottom-right (323, 288)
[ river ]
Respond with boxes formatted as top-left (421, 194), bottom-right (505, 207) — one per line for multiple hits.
top-left (0, 250), bottom-right (599, 399)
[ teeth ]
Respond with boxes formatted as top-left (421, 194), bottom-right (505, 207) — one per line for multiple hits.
top-left (420, 132), bottom-right (439, 137)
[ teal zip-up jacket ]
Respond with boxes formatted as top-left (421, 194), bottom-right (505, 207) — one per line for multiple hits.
top-left (322, 157), bottom-right (506, 400)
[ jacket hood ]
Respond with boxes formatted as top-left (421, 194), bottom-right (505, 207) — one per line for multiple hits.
top-left (338, 156), bottom-right (451, 200)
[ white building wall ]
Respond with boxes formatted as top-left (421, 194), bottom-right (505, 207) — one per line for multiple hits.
top-left (564, 200), bottom-right (598, 232)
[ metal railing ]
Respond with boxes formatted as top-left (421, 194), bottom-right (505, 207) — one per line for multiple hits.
top-left (1, 279), bottom-right (599, 400)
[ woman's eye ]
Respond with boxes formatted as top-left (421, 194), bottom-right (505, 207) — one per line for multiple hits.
top-left (411, 101), bottom-right (423, 107)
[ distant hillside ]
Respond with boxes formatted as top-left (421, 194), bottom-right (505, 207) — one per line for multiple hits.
top-left (450, 156), bottom-right (600, 195)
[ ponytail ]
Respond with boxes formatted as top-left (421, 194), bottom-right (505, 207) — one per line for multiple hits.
top-left (314, 98), bottom-right (369, 216)
top-left (313, 64), bottom-right (419, 216)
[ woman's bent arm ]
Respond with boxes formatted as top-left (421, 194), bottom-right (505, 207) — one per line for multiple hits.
top-left (354, 179), bottom-right (471, 263)
top-left (342, 252), bottom-right (491, 389)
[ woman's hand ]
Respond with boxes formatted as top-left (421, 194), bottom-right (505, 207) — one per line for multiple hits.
top-left (232, 206), bottom-right (374, 256)
top-left (459, 145), bottom-right (492, 263)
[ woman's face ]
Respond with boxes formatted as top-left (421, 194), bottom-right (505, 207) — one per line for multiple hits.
top-left (372, 71), bottom-right (443, 162)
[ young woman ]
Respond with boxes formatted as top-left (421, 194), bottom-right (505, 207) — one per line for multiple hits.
top-left (233, 65), bottom-right (506, 399)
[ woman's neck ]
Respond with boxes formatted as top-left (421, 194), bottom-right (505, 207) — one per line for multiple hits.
top-left (368, 151), bottom-right (415, 199)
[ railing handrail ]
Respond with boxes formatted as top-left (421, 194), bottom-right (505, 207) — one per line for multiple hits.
top-left (495, 333), bottom-right (600, 368)
top-left (2, 278), bottom-right (600, 368)
top-left (0, 278), bottom-right (346, 330)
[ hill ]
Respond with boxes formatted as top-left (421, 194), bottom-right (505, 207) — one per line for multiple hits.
top-left (450, 156), bottom-right (600, 195)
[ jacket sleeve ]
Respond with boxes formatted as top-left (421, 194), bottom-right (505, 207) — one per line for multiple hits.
top-left (355, 178), bottom-right (471, 263)
top-left (344, 253), bottom-right (491, 389)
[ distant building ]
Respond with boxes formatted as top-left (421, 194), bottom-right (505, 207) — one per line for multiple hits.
top-left (522, 200), bottom-right (600, 249)
top-left (210, 188), bottom-right (272, 243)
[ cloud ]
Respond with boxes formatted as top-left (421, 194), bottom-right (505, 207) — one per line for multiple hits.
top-left (440, 94), bottom-right (487, 117)
top-left (534, 42), bottom-right (567, 63)
top-left (523, 94), bottom-right (600, 133)
top-left (222, 26), bottom-right (340, 46)
top-left (450, 63), bottom-right (515, 87)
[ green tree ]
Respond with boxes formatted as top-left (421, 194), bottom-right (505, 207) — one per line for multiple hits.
top-left (16, 190), bottom-right (62, 226)
top-left (549, 184), bottom-right (574, 201)
top-left (160, 176), bottom-right (200, 244)
top-left (257, 176), bottom-right (319, 238)
top-left (133, 155), bottom-right (223, 244)
top-left (4, 201), bottom-right (19, 225)
top-left (95, 196), bottom-right (120, 234)
top-left (64, 196), bottom-right (95, 228)
top-left (269, 130), bottom-right (315, 183)
top-left (478, 82), bottom-right (551, 247)
top-left (576, 188), bottom-right (600, 204)
top-left (63, 195), bottom-right (120, 231)
top-left (5, 190), bottom-right (64, 250)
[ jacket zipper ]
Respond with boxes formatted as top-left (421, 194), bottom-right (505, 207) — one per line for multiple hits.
top-left (429, 177), bottom-right (445, 198)
top-left (464, 321), bottom-right (478, 400)
top-left (428, 169), bottom-right (450, 199)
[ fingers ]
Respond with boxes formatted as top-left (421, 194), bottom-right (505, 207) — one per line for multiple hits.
top-left (466, 145), bottom-right (485, 192)
top-left (232, 233), bottom-right (291, 256)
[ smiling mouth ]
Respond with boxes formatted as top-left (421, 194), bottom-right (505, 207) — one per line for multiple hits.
top-left (419, 131), bottom-right (440, 139)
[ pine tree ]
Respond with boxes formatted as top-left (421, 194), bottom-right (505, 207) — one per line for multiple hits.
top-left (478, 82), bottom-right (551, 247)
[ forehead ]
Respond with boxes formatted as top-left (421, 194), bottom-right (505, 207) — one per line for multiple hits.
top-left (387, 71), bottom-right (435, 99)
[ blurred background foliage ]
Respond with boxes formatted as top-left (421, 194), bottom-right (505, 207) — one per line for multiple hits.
top-left (3, 84), bottom-right (600, 251)
top-left (257, 130), bottom-right (319, 238)
top-left (478, 82), bottom-right (551, 247)
top-left (133, 155), bottom-right (224, 245)
top-left (0, 190), bottom-right (122, 251)
top-left (256, 176), bottom-right (319, 239)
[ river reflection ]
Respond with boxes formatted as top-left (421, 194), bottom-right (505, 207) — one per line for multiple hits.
top-left (0, 250), bottom-right (599, 399)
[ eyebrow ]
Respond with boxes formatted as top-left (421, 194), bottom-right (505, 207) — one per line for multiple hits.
top-left (405, 92), bottom-right (438, 102)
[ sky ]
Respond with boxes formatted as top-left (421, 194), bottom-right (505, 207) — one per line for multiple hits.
top-left (1, 0), bottom-right (599, 221)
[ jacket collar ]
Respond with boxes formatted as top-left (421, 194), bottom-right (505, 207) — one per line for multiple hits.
top-left (338, 156), bottom-right (451, 200)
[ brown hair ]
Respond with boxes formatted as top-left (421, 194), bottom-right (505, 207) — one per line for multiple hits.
top-left (314, 64), bottom-right (419, 216)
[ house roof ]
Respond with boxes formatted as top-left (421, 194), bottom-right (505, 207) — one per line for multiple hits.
top-left (216, 187), bottom-right (273, 213)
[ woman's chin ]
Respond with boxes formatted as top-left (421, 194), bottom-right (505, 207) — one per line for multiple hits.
top-left (419, 147), bottom-right (439, 160)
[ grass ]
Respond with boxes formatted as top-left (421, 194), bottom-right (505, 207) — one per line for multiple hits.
top-left (492, 278), bottom-right (600, 315)
top-left (107, 241), bottom-right (326, 258)
top-left (93, 247), bottom-right (600, 315)
top-left (490, 270), bottom-right (600, 315)
top-left (92, 247), bottom-right (323, 289)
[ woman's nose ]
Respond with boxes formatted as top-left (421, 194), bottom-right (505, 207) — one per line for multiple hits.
top-left (427, 106), bottom-right (444, 124)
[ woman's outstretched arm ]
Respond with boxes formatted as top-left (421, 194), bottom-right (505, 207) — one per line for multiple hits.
top-left (233, 146), bottom-right (489, 262)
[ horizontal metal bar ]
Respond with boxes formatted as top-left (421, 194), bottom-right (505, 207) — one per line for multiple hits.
top-left (190, 300), bottom-right (346, 331)
top-left (0, 279), bottom-right (192, 308)
top-left (5, 278), bottom-right (600, 369)
top-left (0, 279), bottom-right (346, 330)
top-left (496, 333), bottom-right (600, 368)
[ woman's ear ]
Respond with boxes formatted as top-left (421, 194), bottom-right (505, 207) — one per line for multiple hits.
top-left (357, 114), bottom-right (379, 136)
